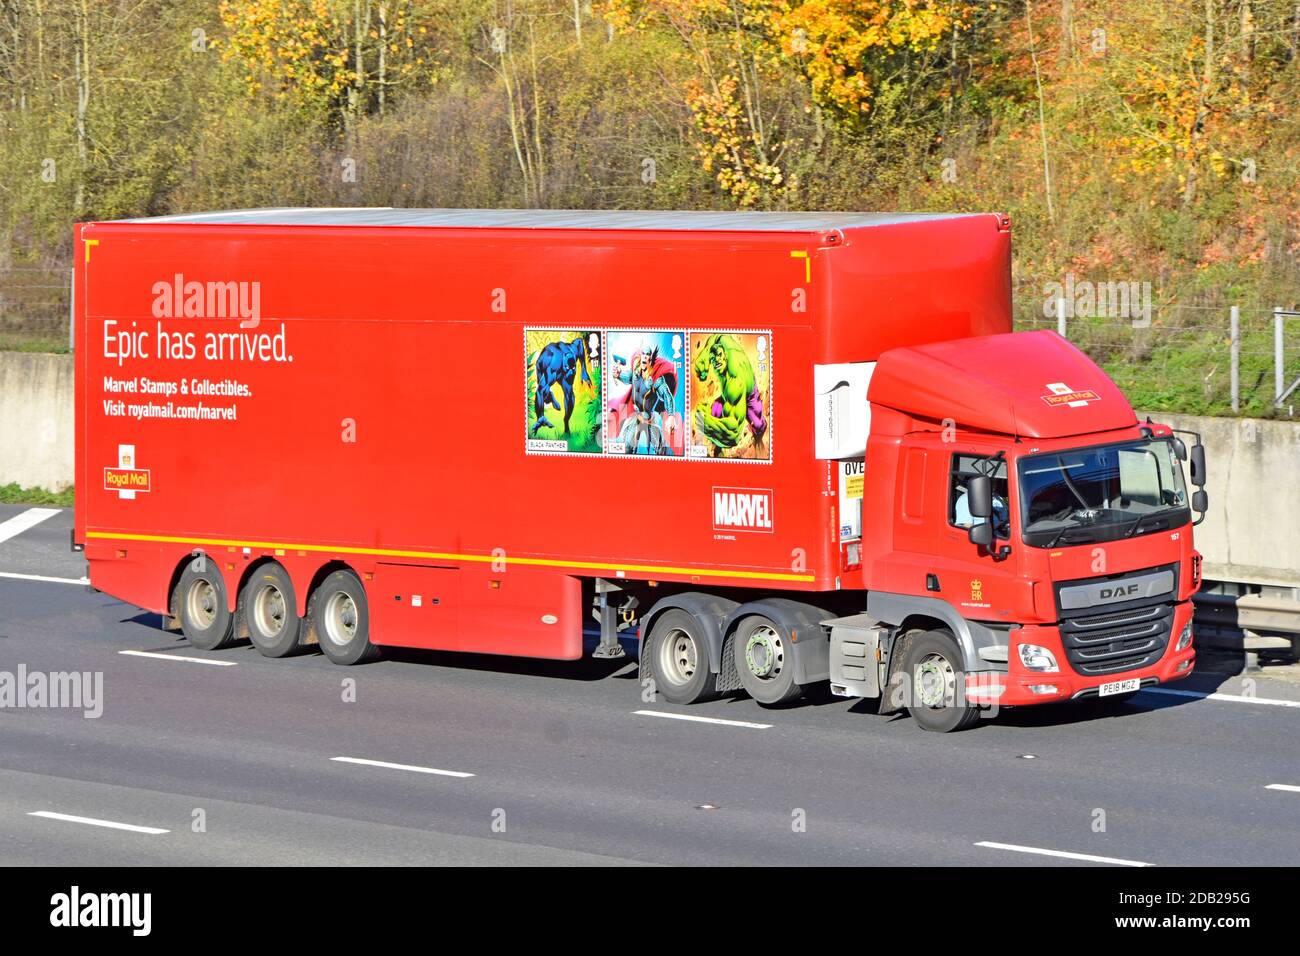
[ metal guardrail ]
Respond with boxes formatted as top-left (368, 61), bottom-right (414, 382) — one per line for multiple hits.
top-left (1193, 587), bottom-right (1300, 666)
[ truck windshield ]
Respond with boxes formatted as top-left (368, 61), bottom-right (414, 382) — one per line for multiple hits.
top-left (1018, 438), bottom-right (1190, 548)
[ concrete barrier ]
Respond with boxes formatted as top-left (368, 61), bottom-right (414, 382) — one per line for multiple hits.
top-left (1144, 411), bottom-right (1300, 588)
top-left (0, 351), bottom-right (74, 491)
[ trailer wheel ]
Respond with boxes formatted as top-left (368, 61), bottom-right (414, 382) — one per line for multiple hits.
top-left (734, 615), bottom-right (802, 706)
top-left (904, 630), bottom-right (982, 733)
top-left (239, 563), bottom-right (302, 658)
top-left (646, 609), bottom-right (716, 704)
top-left (176, 556), bottom-right (237, 651)
top-left (311, 570), bottom-right (380, 665)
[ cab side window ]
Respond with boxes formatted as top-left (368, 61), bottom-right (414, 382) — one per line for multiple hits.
top-left (949, 454), bottom-right (1010, 539)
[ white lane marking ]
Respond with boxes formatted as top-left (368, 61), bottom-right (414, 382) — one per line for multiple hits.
top-left (119, 650), bottom-right (237, 667)
top-left (0, 508), bottom-right (60, 545)
top-left (1265, 784), bottom-right (1300, 793)
top-left (633, 709), bottom-right (773, 730)
top-left (975, 841), bottom-right (1152, 867)
top-left (28, 811), bottom-right (169, 835)
top-left (330, 756), bottom-right (475, 779)
top-left (1142, 687), bottom-right (1300, 709)
top-left (0, 571), bottom-right (89, 585)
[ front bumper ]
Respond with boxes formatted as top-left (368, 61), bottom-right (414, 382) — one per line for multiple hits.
top-left (965, 600), bottom-right (1196, 707)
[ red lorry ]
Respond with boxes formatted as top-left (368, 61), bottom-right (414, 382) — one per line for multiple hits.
top-left (73, 208), bottom-right (1206, 731)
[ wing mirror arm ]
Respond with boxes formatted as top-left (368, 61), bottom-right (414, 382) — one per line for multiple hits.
top-left (1171, 428), bottom-right (1209, 523)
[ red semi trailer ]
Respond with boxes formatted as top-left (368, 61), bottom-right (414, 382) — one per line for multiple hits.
top-left (73, 209), bottom-right (1207, 731)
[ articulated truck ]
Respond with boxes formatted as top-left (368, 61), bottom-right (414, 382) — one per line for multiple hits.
top-left (74, 208), bottom-right (1207, 731)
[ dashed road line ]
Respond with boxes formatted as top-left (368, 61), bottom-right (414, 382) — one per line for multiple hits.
top-left (0, 571), bottom-right (89, 585)
top-left (119, 650), bottom-right (237, 667)
top-left (1142, 687), bottom-right (1300, 708)
top-left (28, 811), bottom-right (169, 835)
top-left (330, 756), bottom-right (475, 778)
top-left (975, 841), bottom-right (1152, 867)
top-left (0, 508), bottom-right (60, 545)
top-left (1265, 784), bottom-right (1300, 793)
top-left (633, 709), bottom-right (773, 730)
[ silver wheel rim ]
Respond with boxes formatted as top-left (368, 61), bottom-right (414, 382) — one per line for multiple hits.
top-left (658, 627), bottom-right (698, 686)
top-left (323, 591), bottom-right (359, 647)
top-left (186, 579), bottom-right (218, 630)
top-left (914, 653), bottom-right (957, 708)
top-left (744, 624), bottom-right (785, 682)
top-left (252, 584), bottom-right (287, 639)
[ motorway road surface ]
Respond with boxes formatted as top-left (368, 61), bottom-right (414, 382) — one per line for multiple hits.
top-left (1, 503), bottom-right (1298, 866)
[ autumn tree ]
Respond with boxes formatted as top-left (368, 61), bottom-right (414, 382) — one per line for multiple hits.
top-left (217, 0), bottom-right (443, 129)
top-left (604, 0), bottom-right (961, 205)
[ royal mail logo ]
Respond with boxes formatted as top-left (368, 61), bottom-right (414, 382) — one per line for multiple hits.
top-left (712, 487), bottom-right (773, 533)
top-left (105, 444), bottom-right (150, 498)
top-left (1041, 382), bottom-right (1101, 408)
top-left (104, 468), bottom-right (150, 492)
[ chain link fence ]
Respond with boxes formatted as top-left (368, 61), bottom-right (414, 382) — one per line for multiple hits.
top-left (0, 265), bottom-right (72, 352)
top-left (1014, 281), bottom-right (1300, 419)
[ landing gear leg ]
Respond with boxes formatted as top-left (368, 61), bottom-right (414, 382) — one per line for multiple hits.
top-left (592, 579), bottom-right (631, 659)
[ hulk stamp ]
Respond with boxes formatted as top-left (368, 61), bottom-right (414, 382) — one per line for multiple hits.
top-left (688, 331), bottom-right (771, 462)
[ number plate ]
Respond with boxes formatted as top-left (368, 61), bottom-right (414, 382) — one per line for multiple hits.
top-left (1098, 678), bottom-right (1141, 697)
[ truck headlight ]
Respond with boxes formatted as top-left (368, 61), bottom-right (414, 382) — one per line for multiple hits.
top-left (1176, 622), bottom-right (1193, 651)
top-left (1018, 643), bottom-right (1059, 673)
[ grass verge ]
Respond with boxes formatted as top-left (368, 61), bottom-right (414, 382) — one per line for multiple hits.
top-left (0, 483), bottom-right (74, 507)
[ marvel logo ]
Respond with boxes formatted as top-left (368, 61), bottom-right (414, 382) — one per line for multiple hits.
top-left (712, 487), bottom-right (774, 533)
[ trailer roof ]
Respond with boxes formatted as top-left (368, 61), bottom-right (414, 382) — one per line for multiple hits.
top-left (112, 207), bottom-right (983, 233)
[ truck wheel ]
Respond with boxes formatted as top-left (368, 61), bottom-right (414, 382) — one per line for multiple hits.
top-left (239, 563), bottom-right (302, 658)
top-left (734, 615), bottom-right (802, 706)
top-left (646, 609), bottom-right (716, 704)
top-left (904, 630), bottom-right (981, 733)
top-left (176, 557), bottom-right (237, 651)
top-left (311, 570), bottom-right (380, 665)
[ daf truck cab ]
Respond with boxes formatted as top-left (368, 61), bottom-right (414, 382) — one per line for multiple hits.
top-left (826, 330), bottom-right (1207, 731)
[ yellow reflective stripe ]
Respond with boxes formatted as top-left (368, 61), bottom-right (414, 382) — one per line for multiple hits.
top-left (84, 530), bottom-right (816, 583)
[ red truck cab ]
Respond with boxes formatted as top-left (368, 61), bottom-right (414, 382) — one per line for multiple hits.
top-left (831, 330), bottom-right (1204, 729)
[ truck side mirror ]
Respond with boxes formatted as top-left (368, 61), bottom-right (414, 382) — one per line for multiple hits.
top-left (966, 475), bottom-right (993, 518)
top-left (1172, 438), bottom-right (1187, 460)
top-left (965, 474), bottom-right (994, 548)
top-left (1192, 489), bottom-right (1208, 513)
top-left (1189, 443), bottom-right (1206, 487)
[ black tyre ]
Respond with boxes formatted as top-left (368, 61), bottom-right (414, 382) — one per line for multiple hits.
top-left (175, 555), bottom-right (237, 651)
top-left (310, 569), bottom-right (380, 665)
top-left (239, 563), bottom-right (303, 658)
top-left (733, 614), bottom-right (803, 706)
top-left (904, 629), bottom-right (982, 733)
top-left (645, 609), bottom-right (717, 704)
